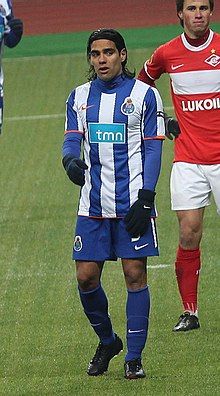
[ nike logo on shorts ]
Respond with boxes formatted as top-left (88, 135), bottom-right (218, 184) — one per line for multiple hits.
top-left (134, 243), bottom-right (149, 250)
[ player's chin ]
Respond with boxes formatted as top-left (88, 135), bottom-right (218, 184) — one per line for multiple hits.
top-left (97, 70), bottom-right (112, 81)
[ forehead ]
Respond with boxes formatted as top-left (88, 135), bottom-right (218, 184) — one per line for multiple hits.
top-left (183, 0), bottom-right (210, 7)
top-left (90, 39), bottom-right (117, 51)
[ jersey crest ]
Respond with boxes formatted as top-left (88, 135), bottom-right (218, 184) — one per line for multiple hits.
top-left (204, 54), bottom-right (220, 67)
top-left (121, 97), bottom-right (135, 115)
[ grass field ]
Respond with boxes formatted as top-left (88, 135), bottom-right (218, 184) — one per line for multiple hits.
top-left (0, 27), bottom-right (220, 395)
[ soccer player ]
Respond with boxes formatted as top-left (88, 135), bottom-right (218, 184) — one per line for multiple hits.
top-left (138, 0), bottom-right (220, 331)
top-left (62, 28), bottom-right (165, 379)
top-left (0, 0), bottom-right (23, 134)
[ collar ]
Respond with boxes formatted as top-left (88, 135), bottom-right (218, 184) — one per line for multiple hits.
top-left (184, 29), bottom-right (210, 47)
top-left (93, 74), bottom-right (127, 92)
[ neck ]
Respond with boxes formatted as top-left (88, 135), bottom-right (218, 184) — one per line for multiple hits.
top-left (184, 29), bottom-right (210, 47)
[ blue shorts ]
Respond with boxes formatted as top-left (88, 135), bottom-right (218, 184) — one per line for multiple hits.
top-left (72, 216), bottom-right (159, 261)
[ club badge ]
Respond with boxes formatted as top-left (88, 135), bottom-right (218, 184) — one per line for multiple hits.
top-left (204, 54), bottom-right (220, 68)
top-left (74, 235), bottom-right (82, 251)
top-left (121, 97), bottom-right (135, 115)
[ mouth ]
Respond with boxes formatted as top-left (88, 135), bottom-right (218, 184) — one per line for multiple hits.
top-left (98, 67), bottom-right (109, 74)
top-left (193, 20), bottom-right (204, 25)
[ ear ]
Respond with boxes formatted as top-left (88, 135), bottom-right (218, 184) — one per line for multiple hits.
top-left (178, 11), bottom-right (183, 21)
top-left (120, 48), bottom-right (127, 63)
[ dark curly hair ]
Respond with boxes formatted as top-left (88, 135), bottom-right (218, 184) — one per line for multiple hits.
top-left (86, 28), bottom-right (135, 81)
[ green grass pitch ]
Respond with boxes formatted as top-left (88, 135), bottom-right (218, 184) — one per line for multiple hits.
top-left (0, 26), bottom-right (220, 395)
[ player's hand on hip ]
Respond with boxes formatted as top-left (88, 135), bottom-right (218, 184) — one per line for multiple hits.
top-left (62, 155), bottom-right (88, 187)
top-left (7, 18), bottom-right (23, 36)
top-left (124, 189), bottom-right (155, 238)
top-left (164, 113), bottom-right (180, 140)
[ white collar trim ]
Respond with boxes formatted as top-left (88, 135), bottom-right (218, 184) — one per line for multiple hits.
top-left (181, 29), bottom-right (214, 52)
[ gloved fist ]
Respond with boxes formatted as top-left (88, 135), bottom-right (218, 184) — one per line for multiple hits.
top-left (62, 155), bottom-right (88, 187)
top-left (164, 113), bottom-right (180, 140)
top-left (7, 18), bottom-right (23, 36)
top-left (124, 189), bottom-right (155, 238)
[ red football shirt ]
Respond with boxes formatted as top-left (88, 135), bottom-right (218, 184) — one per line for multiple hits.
top-left (139, 30), bottom-right (220, 164)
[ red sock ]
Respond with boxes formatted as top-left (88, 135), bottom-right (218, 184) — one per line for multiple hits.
top-left (175, 245), bottom-right (201, 313)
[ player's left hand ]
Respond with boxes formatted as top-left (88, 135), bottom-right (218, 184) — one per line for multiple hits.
top-left (124, 189), bottom-right (155, 238)
top-left (164, 114), bottom-right (180, 140)
top-left (7, 18), bottom-right (23, 36)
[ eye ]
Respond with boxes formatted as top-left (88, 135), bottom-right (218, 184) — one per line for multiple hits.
top-left (90, 51), bottom-right (99, 58)
top-left (104, 49), bottom-right (115, 56)
top-left (187, 6), bottom-right (195, 11)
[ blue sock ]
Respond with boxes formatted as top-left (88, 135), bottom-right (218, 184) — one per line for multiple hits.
top-left (78, 284), bottom-right (115, 345)
top-left (125, 286), bottom-right (150, 362)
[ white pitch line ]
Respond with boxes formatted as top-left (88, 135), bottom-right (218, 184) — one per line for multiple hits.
top-left (0, 264), bottom-right (171, 281)
top-left (5, 106), bottom-right (173, 122)
top-left (5, 113), bottom-right (64, 121)
top-left (148, 264), bottom-right (171, 269)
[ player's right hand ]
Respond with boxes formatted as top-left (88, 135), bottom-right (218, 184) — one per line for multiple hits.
top-left (62, 155), bottom-right (88, 187)
top-left (164, 114), bottom-right (180, 140)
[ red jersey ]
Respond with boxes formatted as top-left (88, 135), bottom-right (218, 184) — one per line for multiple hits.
top-left (139, 30), bottom-right (220, 164)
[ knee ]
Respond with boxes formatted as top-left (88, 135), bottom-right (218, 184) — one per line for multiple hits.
top-left (179, 224), bottom-right (202, 249)
top-left (123, 267), bottom-right (147, 290)
top-left (76, 270), bottom-right (99, 292)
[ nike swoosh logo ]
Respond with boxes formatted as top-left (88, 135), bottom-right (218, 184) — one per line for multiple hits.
top-left (128, 329), bottom-right (145, 334)
top-left (171, 64), bottom-right (184, 70)
top-left (143, 205), bottom-right (151, 209)
top-left (134, 243), bottom-right (149, 250)
top-left (91, 323), bottom-right (102, 327)
top-left (80, 104), bottom-right (95, 110)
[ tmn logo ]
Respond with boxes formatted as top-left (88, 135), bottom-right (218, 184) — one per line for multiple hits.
top-left (88, 123), bottom-right (126, 144)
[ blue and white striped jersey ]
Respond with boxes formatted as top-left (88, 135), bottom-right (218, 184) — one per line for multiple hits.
top-left (63, 75), bottom-right (165, 218)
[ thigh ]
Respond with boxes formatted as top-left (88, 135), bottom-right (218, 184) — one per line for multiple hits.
top-left (73, 216), bottom-right (117, 261)
top-left (170, 162), bottom-right (211, 211)
top-left (113, 218), bottom-right (159, 258)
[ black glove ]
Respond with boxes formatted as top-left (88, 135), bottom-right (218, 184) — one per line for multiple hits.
top-left (5, 18), bottom-right (23, 47)
top-left (164, 113), bottom-right (180, 140)
top-left (8, 18), bottom-right (23, 36)
top-left (62, 155), bottom-right (88, 187)
top-left (124, 189), bottom-right (155, 238)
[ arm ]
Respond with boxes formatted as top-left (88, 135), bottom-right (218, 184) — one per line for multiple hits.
top-left (62, 94), bottom-right (88, 186)
top-left (138, 47), bottom-right (181, 140)
top-left (124, 87), bottom-right (165, 237)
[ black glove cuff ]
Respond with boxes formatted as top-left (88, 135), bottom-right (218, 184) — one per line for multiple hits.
top-left (138, 189), bottom-right (156, 203)
top-left (62, 155), bottom-right (76, 171)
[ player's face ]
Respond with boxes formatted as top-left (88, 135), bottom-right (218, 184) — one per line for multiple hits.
top-left (89, 39), bottom-right (126, 81)
top-left (178, 0), bottom-right (212, 38)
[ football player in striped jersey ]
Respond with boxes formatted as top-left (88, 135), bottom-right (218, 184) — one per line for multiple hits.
top-left (138, 0), bottom-right (220, 332)
top-left (62, 28), bottom-right (165, 379)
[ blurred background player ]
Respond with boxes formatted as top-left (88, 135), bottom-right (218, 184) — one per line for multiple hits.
top-left (138, 0), bottom-right (220, 331)
top-left (0, 0), bottom-right (23, 134)
top-left (62, 28), bottom-right (165, 379)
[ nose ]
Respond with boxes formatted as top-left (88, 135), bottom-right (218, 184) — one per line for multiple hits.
top-left (195, 9), bottom-right (202, 18)
top-left (98, 53), bottom-right (107, 63)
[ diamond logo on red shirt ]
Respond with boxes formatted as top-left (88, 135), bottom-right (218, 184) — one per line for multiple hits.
top-left (204, 54), bottom-right (220, 67)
